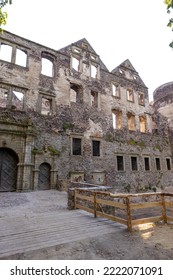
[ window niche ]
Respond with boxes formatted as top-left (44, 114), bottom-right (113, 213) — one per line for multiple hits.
top-left (70, 83), bottom-right (83, 103)
top-left (15, 48), bottom-right (27, 67)
top-left (127, 112), bottom-right (136, 131)
top-left (112, 84), bottom-right (120, 98)
top-left (127, 89), bottom-right (134, 102)
top-left (12, 90), bottom-right (24, 110)
top-left (144, 157), bottom-right (150, 171)
top-left (41, 52), bottom-right (55, 77)
top-left (131, 156), bottom-right (138, 171)
top-left (91, 90), bottom-right (100, 108)
top-left (91, 64), bottom-right (98, 78)
top-left (112, 110), bottom-right (122, 129)
top-left (72, 137), bottom-right (82, 156)
top-left (71, 56), bottom-right (80, 72)
top-left (0, 88), bottom-right (8, 108)
top-left (138, 92), bottom-right (145, 106)
top-left (139, 116), bottom-right (146, 133)
top-left (41, 97), bottom-right (52, 116)
top-left (166, 158), bottom-right (171, 170)
top-left (92, 140), bottom-right (101, 157)
top-left (155, 158), bottom-right (161, 171)
top-left (117, 155), bottom-right (124, 171)
top-left (0, 43), bottom-right (12, 62)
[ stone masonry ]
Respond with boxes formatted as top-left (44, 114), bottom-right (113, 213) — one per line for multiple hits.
top-left (0, 30), bottom-right (173, 193)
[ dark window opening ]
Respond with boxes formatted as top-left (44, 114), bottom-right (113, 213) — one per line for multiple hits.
top-left (72, 138), bottom-right (82, 155)
top-left (144, 157), bottom-right (150, 171)
top-left (131, 156), bottom-right (138, 171)
top-left (156, 158), bottom-right (161, 171)
top-left (117, 156), bottom-right (124, 171)
top-left (166, 158), bottom-right (171, 170)
top-left (92, 140), bottom-right (100, 156)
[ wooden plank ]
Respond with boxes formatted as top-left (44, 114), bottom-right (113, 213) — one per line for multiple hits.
top-left (76, 189), bottom-right (110, 196)
top-left (130, 201), bottom-right (162, 210)
top-left (96, 211), bottom-right (127, 225)
top-left (110, 192), bottom-right (162, 198)
top-left (96, 198), bottom-right (126, 209)
top-left (76, 193), bottom-right (94, 202)
top-left (167, 216), bottom-right (173, 222)
top-left (75, 204), bottom-right (94, 214)
top-left (132, 216), bottom-right (163, 226)
top-left (165, 201), bottom-right (173, 208)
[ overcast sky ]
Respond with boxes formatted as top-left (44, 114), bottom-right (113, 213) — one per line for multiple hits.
top-left (4, 0), bottom-right (173, 101)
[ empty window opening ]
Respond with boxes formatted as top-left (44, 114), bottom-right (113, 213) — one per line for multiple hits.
top-left (112, 84), bottom-right (120, 97)
top-left (91, 64), bottom-right (98, 78)
top-left (127, 113), bottom-right (135, 131)
top-left (119, 68), bottom-right (124, 74)
top-left (72, 138), bottom-right (82, 155)
top-left (41, 97), bottom-right (52, 115)
top-left (131, 156), bottom-right (138, 171)
top-left (138, 92), bottom-right (145, 105)
top-left (117, 156), bottom-right (124, 171)
top-left (92, 140), bottom-right (100, 156)
top-left (144, 157), bottom-right (150, 171)
top-left (91, 91), bottom-right (98, 108)
top-left (70, 84), bottom-right (83, 103)
top-left (127, 89), bottom-right (134, 102)
top-left (73, 48), bottom-right (80, 54)
top-left (72, 56), bottom-right (80, 71)
top-left (139, 116), bottom-right (146, 133)
top-left (112, 110), bottom-right (122, 129)
top-left (156, 158), bottom-right (161, 171)
top-left (12, 91), bottom-right (24, 110)
top-left (41, 58), bottom-right (53, 77)
top-left (0, 44), bottom-right (12, 62)
top-left (91, 55), bottom-right (96, 60)
top-left (15, 49), bottom-right (27, 67)
top-left (0, 88), bottom-right (8, 108)
top-left (166, 158), bottom-right (171, 170)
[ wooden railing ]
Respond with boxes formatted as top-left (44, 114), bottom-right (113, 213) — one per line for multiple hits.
top-left (74, 189), bottom-right (173, 231)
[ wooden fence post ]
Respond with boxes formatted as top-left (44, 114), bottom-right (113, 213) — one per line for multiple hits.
top-left (161, 193), bottom-right (167, 224)
top-left (94, 193), bottom-right (97, 218)
top-left (126, 196), bottom-right (132, 232)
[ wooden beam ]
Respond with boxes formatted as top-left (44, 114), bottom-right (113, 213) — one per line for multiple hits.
top-left (96, 211), bottom-right (127, 225)
top-left (96, 198), bottom-right (126, 209)
top-left (130, 201), bottom-right (162, 210)
top-left (132, 216), bottom-right (163, 226)
top-left (75, 204), bottom-right (94, 214)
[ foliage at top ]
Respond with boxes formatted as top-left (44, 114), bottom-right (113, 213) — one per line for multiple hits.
top-left (0, 0), bottom-right (12, 31)
top-left (164, 0), bottom-right (173, 47)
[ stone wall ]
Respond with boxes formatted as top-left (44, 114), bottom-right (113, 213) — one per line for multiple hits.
top-left (0, 31), bottom-right (173, 192)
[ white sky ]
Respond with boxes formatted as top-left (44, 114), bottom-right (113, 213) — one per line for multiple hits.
top-left (4, 0), bottom-right (173, 101)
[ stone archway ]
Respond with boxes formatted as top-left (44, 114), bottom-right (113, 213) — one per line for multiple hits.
top-left (0, 148), bottom-right (19, 192)
top-left (38, 162), bottom-right (51, 190)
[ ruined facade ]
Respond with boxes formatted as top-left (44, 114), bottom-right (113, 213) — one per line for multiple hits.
top-left (0, 31), bottom-right (173, 192)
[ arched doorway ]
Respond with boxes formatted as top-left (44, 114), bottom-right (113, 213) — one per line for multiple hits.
top-left (0, 148), bottom-right (19, 192)
top-left (38, 162), bottom-right (51, 190)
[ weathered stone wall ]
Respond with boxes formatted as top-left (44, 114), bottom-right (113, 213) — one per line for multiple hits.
top-left (0, 31), bottom-right (173, 192)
